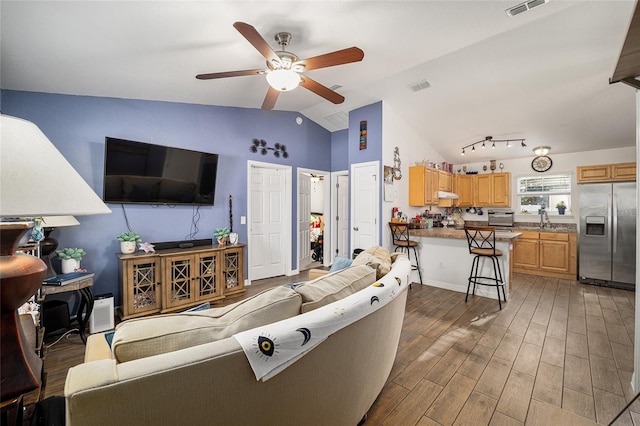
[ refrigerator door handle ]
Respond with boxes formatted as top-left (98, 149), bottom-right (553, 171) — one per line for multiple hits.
top-left (612, 193), bottom-right (618, 254)
top-left (608, 193), bottom-right (613, 254)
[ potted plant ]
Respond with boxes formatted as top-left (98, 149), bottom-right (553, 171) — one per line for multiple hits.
top-left (56, 248), bottom-right (86, 273)
top-left (556, 200), bottom-right (567, 215)
top-left (214, 227), bottom-right (230, 245)
top-left (117, 232), bottom-right (141, 254)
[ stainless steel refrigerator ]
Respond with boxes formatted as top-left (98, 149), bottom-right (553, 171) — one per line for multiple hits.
top-left (579, 182), bottom-right (636, 289)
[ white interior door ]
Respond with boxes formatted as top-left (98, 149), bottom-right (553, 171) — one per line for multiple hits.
top-left (298, 172), bottom-right (312, 270)
top-left (351, 161), bottom-right (379, 251)
top-left (336, 173), bottom-right (349, 258)
top-left (248, 163), bottom-right (289, 281)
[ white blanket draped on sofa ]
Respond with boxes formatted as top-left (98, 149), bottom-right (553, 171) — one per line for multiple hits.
top-left (234, 264), bottom-right (410, 381)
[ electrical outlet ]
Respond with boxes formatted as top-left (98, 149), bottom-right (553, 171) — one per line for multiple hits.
top-left (439, 262), bottom-right (445, 269)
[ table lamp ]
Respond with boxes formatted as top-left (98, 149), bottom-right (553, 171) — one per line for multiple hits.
top-left (40, 215), bottom-right (81, 277)
top-left (0, 114), bottom-right (111, 402)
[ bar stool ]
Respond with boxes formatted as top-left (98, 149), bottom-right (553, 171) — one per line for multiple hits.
top-left (463, 226), bottom-right (506, 309)
top-left (389, 222), bottom-right (423, 286)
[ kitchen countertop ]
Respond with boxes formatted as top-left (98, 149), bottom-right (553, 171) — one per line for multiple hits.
top-left (410, 227), bottom-right (522, 241)
top-left (465, 221), bottom-right (577, 234)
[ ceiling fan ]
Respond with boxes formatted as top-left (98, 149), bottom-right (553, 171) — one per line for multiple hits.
top-left (196, 22), bottom-right (364, 110)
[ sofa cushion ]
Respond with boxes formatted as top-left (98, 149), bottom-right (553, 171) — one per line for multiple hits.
top-left (352, 246), bottom-right (392, 279)
top-left (111, 286), bottom-right (302, 363)
top-left (295, 264), bottom-right (376, 313)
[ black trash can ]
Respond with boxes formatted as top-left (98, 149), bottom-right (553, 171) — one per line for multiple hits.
top-left (42, 300), bottom-right (70, 336)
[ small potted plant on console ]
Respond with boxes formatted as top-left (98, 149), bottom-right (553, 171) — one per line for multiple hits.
top-left (56, 247), bottom-right (86, 273)
top-left (214, 227), bottom-right (230, 245)
top-left (118, 231), bottom-right (142, 254)
top-left (556, 200), bottom-right (567, 215)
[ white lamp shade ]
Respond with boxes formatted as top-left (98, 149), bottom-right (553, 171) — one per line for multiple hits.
top-left (40, 216), bottom-right (80, 228)
top-left (0, 114), bottom-right (111, 217)
top-left (266, 69), bottom-right (301, 91)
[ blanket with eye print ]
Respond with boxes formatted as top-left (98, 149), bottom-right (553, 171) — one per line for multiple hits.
top-left (233, 258), bottom-right (410, 381)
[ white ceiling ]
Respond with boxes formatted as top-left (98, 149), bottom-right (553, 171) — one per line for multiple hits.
top-left (1, 1), bottom-right (637, 163)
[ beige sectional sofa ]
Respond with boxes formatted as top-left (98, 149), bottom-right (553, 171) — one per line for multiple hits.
top-left (65, 249), bottom-right (411, 426)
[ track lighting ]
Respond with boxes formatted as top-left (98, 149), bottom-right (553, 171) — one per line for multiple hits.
top-left (460, 136), bottom-right (526, 155)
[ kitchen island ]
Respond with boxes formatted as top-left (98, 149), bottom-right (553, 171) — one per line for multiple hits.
top-left (407, 227), bottom-right (521, 302)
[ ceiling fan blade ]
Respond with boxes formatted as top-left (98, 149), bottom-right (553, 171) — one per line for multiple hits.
top-left (299, 76), bottom-right (345, 104)
top-left (196, 69), bottom-right (264, 80)
top-left (233, 22), bottom-right (280, 64)
top-left (262, 86), bottom-right (280, 110)
top-left (296, 47), bottom-right (364, 72)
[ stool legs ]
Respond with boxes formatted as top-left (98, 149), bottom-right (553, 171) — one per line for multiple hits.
top-left (465, 255), bottom-right (505, 309)
top-left (394, 245), bottom-right (422, 288)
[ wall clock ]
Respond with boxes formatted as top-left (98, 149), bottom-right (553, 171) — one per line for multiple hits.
top-left (531, 155), bottom-right (552, 172)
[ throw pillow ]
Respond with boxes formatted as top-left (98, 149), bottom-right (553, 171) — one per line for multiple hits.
top-left (328, 256), bottom-right (353, 273)
top-left (352, 246), bottom-right (392, 279)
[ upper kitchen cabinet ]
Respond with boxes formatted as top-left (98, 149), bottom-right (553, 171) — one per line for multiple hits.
top-left (438, 170), bottom-right (453, 192)
top-left (576, 162), bottom-right (636, 183)
top-left (454, 174), bottom-right (475, 207)
top-left (409, 165), bottom-right (435, 206)
top-left (454, 172), bottom-right (511, 207)
top-left (409, 165), bottom-right (454, 207)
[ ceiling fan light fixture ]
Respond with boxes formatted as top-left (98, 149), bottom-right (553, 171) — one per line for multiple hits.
top-left (266, 69), bottom-right (300, 91)
top-left (533, 146), bottom-right (551, 156)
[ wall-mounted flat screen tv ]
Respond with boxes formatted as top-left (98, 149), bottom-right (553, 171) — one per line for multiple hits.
top-left (103, 137), bottom-right (219, 205)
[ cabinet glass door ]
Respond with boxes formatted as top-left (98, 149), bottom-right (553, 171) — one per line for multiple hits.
top-left (196, 253), bottom-right (222, 301)
top-left (166, 255), bottom-right (195, 307)
top-left (129, 258), bottom-right (161, 316)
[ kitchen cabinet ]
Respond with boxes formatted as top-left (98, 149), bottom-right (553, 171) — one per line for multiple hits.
top-left (454, 172), bottom-right (511, 207)
top-left (438, 170), bottom-right (453, 192)
top-left (513, 231), bottom-right (576, 280)
top-left (576, 162), bottom-right (636, 183)
top-left (454, 174), bottom-right (475, 207)
top-left (118, 244), bottom-right (245, 319)
top-left (409, 165), bottom-right (452, 206)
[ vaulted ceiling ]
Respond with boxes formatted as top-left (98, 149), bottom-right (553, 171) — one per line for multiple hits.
top-left (1, 1), bottom-right (637, 162)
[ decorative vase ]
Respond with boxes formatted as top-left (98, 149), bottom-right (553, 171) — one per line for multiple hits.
top-left (558, 207), bottom-right (566, 215)
top-left (217, 237), bottom-right (228, 245)
top-left (61, 258), bottom-right (80, 274)
top-left (120, 241), bottom-right (137, 254)
top-left (229, 232), bottom-right (239, 245)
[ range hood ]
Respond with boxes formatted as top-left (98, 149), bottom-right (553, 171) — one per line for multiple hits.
top-left (437, 191), bottom-right (459, 199)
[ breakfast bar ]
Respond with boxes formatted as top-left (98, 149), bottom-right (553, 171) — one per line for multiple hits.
top-left (408, 228), bottom-right (521, 302)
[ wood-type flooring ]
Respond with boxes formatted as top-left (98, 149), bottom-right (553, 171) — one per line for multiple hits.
top-left (36, 272), bottom-right (637, 425)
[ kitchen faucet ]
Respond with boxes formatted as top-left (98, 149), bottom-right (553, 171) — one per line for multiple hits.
top-left (540, 203), bottom-right (551, 229)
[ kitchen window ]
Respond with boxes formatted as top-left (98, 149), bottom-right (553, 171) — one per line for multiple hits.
top-left (517, 174), bottom-right (571, 215)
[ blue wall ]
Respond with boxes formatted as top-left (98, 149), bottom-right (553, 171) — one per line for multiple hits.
top-left (1, 90), bottom-right (333, 304)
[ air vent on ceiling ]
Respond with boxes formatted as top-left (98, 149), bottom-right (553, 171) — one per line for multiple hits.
top-left (329, 84), bottom-right (343, 91)
top-left (323, 111), bottom-right (349, 128)
top-left (408, 79), bottom-right (431, 92)
top-left (506, 0), bottom-right (548, 17)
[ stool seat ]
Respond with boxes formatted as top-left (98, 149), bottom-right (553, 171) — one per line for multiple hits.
top-left (464, 226), bottom-right (506, 309)
top-left (389, 222), bottom-right (422, 286)
top-left (470, 247), bottom-right (503, 256)
top-left (392, 239), bottom-right (419, 248)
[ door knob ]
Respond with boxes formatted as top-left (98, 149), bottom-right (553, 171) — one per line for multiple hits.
top-left (353, 226), bottom-right (359, 231)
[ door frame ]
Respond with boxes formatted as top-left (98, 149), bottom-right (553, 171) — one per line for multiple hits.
top-left (297, 167), bottom-right (331, 270)
top-left (331, 170), bottom-right (349, 265)
top-left (246, 160), bottom-right (292, 283)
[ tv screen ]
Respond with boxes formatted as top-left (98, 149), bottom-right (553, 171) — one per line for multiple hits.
top-left (103, 137), bottom-right (219, 205)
